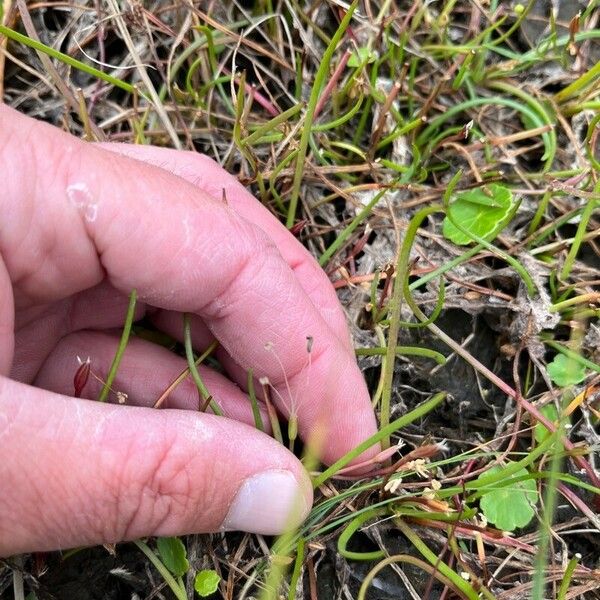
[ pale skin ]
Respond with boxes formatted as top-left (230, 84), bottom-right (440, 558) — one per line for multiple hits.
top-left (0, 105), bottom-right (378, 557)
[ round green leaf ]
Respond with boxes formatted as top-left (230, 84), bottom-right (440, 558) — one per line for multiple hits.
top-left (156, 536), bottom-right (189, 577)
top-left (347, 47), bottom-right (377, 67)
top-left (194, 570), bottom-right (221, 597)
top-left (547, 354), bottom-right (587, 387)
top-left (478, 465), bottom-right (538, 532)
top-left (442, 184), bottom-right (514, 245)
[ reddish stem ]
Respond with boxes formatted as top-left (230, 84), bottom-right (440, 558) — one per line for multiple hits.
top-left (313, 48), bottom-right (352, 119)
top-left (224, 68), bottom-right (280, 116)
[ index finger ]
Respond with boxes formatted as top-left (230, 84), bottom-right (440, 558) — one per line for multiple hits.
top-left (96, 143), bottom-right (354, 352)
top-left (0, 105), bottom-right (378, 464)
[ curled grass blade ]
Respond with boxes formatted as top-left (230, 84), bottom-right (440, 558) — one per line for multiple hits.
top-left (356, 346), bottom-right (446, 365)
top-left (379, 204), bottom-right (443, 448)
top-left (395, 519), bottom-right (487, 600)
top-left (416, 96), bottom-right (555, 172)
top-left (357, 553), bottom-right (470, 600)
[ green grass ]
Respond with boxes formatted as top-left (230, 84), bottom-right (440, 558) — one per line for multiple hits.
top-left (2, 1), bottom-right (600, 598)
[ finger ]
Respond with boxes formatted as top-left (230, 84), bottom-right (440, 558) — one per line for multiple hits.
top-left (0, 105), bottom-right (377, 464)
top-left (33, 330), bottom-right (269, 428)
top-left (0, 377), bottom-right (311, 556)
top-left (144, 313), bottom-right (273, 409)
top-left (97, 143), bottom-right (353, 351)
top-left (11, 282), bottom-right (147, 384)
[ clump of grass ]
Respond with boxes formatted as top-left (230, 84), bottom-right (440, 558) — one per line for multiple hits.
top-left (2, 1), bottom-right (600, 599)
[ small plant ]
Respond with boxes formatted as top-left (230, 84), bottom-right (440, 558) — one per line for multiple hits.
top-left (156, 537), bottom-right (189, 578)
top-left (476, 464), bottom-right (538, 532)
top-left (136, 537), bottom-right (221, 599)
top-left (442, 184), bottom-right (515, 246)
top-left (263, 338), bottom-right (313, 451)
top-left (547, 354), bottom-right (587, 387)
top-left (194, 570), bottom-right (221, 597)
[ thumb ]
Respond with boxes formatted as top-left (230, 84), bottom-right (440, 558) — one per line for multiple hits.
top-left (0, 377), bottom-right (312, 556)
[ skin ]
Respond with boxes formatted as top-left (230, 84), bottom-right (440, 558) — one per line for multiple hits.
top-left (0, 105), bottom-right (378, 557)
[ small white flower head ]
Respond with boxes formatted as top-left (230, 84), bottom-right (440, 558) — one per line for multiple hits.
top-left (384, 477), bottom-right (403, 495)
top-left (464, 120), bottom-right (474, 138)
top-left (423, 479), bottom-right (442, 500)
top-left (403, 458), bottom-right (430, 478)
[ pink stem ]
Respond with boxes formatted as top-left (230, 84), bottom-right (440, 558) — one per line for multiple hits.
top-left (313, 48), bottom-right (352, 119)
top-left (427, 322), bottom-right (600, 489)
top-left (224, 68), bottom-right (280, 116)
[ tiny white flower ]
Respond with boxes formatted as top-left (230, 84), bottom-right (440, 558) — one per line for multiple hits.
top-left (384, 477), bottom-right (403, 494)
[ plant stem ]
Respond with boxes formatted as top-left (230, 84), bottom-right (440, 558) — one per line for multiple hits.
top-left (183, 313), bottom-right (223, 416)
top-left (313, 392), bottom-right (446, 488)
top-left (134, 540), bottom-right (187, 600)
top-left (380, 205), bottom-right (442, 448)
top-left (98, 290), bottom-right (137, 402)
top-left (0, 24), bottom-right (137, 95)
top-left (246, 369), bottom-right (265, 431)
top-left (287, 538), bottom-right (305, 600)
top-left (319, 188), bottom-right (388, 267)
top-left (286, 0), bottom-right (358, 228)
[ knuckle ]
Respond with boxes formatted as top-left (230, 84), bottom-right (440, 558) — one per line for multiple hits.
top-left (201, 220), bottom-right (281, 321)
top-left (100, 430), bottom-right (195, 542)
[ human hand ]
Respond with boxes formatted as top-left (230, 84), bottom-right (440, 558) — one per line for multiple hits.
top-left (0, 105), bottom-right (378, 556)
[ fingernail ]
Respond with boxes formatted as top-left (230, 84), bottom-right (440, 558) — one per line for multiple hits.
top-left (222, 470), bottom-right (310, 535)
